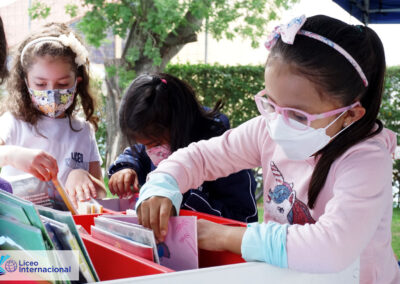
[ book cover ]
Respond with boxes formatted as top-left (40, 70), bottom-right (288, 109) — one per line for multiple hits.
top-left (94, 216), bottom-right (160, 264)
top-left (0, 236), bottom-right (27, 251)
top-left (36, 205), bottom-right (99, 282)
top-left (0, 215), bottom-right (46, 250)
top-left (42, 216), bottom-right (94, 283)
top-left (0, 190), bottom-right (55, 251)
top-left (90, 225), bottom-right (154, 262)
top-left (0, 198), bottom-right (31, 225)
top-left (158, 216), bottom-right (198, 271)
top-left (101, 215), bottom-right (199, 271)
top-left (5, 173), bottom-right (55, 208)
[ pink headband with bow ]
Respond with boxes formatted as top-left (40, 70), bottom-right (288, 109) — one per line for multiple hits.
top-left (265, 15), bottom-right (368, 87)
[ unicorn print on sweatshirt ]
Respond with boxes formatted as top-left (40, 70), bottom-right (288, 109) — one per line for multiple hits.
top-left (265, 161), bottom-right (315, 225)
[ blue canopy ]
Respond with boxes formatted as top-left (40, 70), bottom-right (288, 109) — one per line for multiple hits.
top-left (333, 0), bottom-right (400, 24)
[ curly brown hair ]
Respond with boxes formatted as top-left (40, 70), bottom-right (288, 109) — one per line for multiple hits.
top-left (1, 22), bottom-right (98, 131)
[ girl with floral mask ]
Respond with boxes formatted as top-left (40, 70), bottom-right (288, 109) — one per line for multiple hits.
top-left (0, 23), bottom-right (106, 209)
top-left (134, 15), bottom-right (399, 283)
top-left (108, 73), bottom-right (258, 223)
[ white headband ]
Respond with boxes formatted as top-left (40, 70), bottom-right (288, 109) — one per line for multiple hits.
top-left (20, 33), bottom-right (89, 66)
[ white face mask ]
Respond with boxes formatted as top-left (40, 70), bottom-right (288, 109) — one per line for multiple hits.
top-left (145, 145), bottom-right (172, 166)
top-left (266, 112), bottom-right (350, 160)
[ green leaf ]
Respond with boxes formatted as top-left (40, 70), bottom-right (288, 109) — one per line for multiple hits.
top-left (65, 4), bottom-right (78, 18)
top-left (28, 1), bottom-right (51, 20)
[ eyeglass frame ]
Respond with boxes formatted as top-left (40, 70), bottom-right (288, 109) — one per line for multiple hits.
top-left (254, 89), bottom-right (360, 130)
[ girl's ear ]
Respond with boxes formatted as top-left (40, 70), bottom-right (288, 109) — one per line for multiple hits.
top-left (343, 104), bottom-right (366, 127)
top-left (77, 76), bottom-right (83, 83)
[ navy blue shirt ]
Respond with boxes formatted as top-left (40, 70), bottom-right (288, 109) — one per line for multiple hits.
top-left (108, 113), bottom-right (258, 223)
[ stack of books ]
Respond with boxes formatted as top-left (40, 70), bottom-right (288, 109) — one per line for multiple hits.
top-left (0, 189), bottom-right (99, 283)
top-left (90, 214), bottom-right (199, 271)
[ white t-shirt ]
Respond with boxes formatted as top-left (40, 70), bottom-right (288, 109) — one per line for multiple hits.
top-left (0, 112), bottom-right (102, 186)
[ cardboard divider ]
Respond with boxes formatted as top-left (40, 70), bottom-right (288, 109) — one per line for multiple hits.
top-left (73, 210), bottom-right (247, 281)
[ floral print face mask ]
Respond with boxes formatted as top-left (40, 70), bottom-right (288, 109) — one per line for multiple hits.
top-left (27, 80), bottom-right (77, 118)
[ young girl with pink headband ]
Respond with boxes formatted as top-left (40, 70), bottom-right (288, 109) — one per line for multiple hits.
top-left (135, 15), bottom-right (399, 282)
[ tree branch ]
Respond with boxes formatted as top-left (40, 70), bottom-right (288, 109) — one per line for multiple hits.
top-left (163, 9), bottom-right (203, 47)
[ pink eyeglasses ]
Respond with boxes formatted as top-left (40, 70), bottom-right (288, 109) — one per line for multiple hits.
top-left (254, 89), bottom-right (360, 130)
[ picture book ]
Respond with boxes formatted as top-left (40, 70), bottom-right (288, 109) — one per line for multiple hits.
top-left (0, 236), bottom-right (25, 250)
top-left (0, 215), bottom-right (46, 250)
top-left (0, 189), bottom-right (55, 250)
top-left (94, 216), bottom-right (160, 264)
top-left (5, 173), bottom-right (57, 208)
top-left (90, 225), bottom-right (154, 262)
top-left (41, 215), bottom-right (94, 283)
top-left (99, 215), bottom-right (199, 271)
top-left (0, 198), bottom-right (31, 225)
top-left (157, 216), bottom-right (198, 271)
top-left (36, 205), bottom-right (99, 282)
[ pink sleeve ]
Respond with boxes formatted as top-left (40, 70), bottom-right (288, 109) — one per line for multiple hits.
top-left (286, 144), bottom-right (393, 272)
top-left (153, 116), bottom-right (265, 193)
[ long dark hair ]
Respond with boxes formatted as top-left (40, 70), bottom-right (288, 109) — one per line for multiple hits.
top-left (119, 73), bottom-right (225, 152)
top-left (0, 16), bottom-right (8, 82)
top-left (268, 15), bottom-right (385, 208)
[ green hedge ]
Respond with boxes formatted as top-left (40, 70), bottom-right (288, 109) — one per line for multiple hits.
top-left (165, 64), bottom-right (264, 127)
top-left (380, 66), bottom-right (400, 205)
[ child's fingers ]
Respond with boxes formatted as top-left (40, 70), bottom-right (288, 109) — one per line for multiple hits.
top-left (71, 193), bottom-right (78, 209)
top-left (108, 176), bottom-right (117, 195)
top-left (82, 184), bottom-right (91, 200)
top-left (67, 188), bottom-right (78, 208)
top-left (140, 202), bottom-right (150, 229)
top-left (159, 200), bottom-right (172, 241)
top-left (113, 174), bottom-right (124, 198)
top-left (76, 186), bottom-right (86, 202)
top-left (123, 171), bottom-right (135, 195)
top-left (149, 201), bottom-right (161, 241)
top-left (30, 168), bottom-right (47, 182)
top-left (133, 178), bottom-right (139, 193)
top-left (88, 181), bottom-right (97, 198)
top-left (38, 153), bottom-right (59, 178)
top-left (136, 204), bottom-right (142, 225)
top-left (33, 164), bottom-right (52, 181)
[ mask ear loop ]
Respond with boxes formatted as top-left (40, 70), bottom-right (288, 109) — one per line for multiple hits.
top-left (324, 110), bottom-right (355, 140)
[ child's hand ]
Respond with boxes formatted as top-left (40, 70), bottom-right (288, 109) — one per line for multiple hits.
top-left (109, 168), bottom-right (139, 198)
top-left (10, 147), bottom-right (58, 181)
top-left (197, 219), bottom-right (246, 254)
top-left (65, 169), bottom-right (97, 208)
top-left (137, 196), bottom-right (175, 242)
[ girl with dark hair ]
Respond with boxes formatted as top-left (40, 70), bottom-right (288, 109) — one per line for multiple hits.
top-left (0, 16), bottom-right (12, 194)
top-left (134, 15), bottom-right (399, 282)
top-left (0, 16), bottom-right (8, 83)
top-left (109, 73), bottom-right (258, 223)
top-left (0, 23), bottom-right (106, 208)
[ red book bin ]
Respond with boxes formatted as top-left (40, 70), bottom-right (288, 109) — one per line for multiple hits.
top-left (72, 209), bottom-right (247, 281)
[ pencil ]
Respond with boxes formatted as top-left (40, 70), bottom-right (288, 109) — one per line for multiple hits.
top-left (52, 179), bottom-right (78, 215)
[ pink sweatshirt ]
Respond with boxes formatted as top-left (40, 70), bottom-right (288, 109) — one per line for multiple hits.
top-left (154, 116), bottom-right (400, 283)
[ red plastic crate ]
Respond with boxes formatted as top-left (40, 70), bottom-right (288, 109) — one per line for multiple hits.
top-left (80, 234), bottom-right (173, 281)
top-left (73, 210), bottom-right (246, 281)
top-left (180, 209), bottom-right (247, 226)
top-left (179, 210), bottom-right (246, 268)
